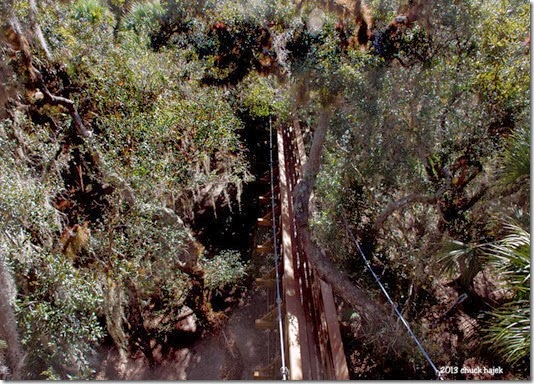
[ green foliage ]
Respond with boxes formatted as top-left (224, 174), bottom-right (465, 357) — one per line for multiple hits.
top-left (91, 203), bottom-right (191, 302)
top-left (84, 202), bottom-right (196, 350)
top-left (287, 17), bottom-right (356, 100)
top-left (308, 1), bottom-right (528, 377)
top-left (123, 1), bottom-right (165, 35)
top-left (237, 73), bottom-right (290, 118)
top-left (0, 118), bottom-right (105, 379)
top-left (431, 223), bottom-right (530, 371)
top-left (484, 223), bottom-right (530, 300)
top-left (473, 0), bottom-right (530, 111)
top-left (496, 124), bottom-right (530, 188)
top-left (1, 0), bottom-right (530, 379)
top-left (0, 159), bottom-right (61, 246)
top-left (0, 117), bottom-right (61, 254)
top-left (111, 84), bottom-right (249, 208)
top-left (39, 0), bottom-right (115, 64)
top-left (23, 1), bottom-right (255, 364)
top-left (481, 224), bottom-right (530, 368)
top-left (15, 255), bottom-right (104, 379)
top-left (436, 240), bottom-right (487, 287)
top-left (366, 0), bottom-right (395, 26)
top-left (206, 0), bottom-right (295, 27)
top-left (59, 22), bottom-right (252, 211)
top-left (202, 250), bottom-right (248, 291)
top-left (73, 0), bottom-right (114, 26)
top-left (483, 303), bottom-right (529, 367)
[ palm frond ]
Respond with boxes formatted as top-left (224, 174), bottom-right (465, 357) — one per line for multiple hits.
top-left (483, 301), bottom-right (530, 367)
top-left (482, 223), bottom-right (530, 299)
top-left (124, 1), bottom-right (164, 33)
top-left (481, 223), bottom-right (530, 368)
top-left (497, 125), bottom-right (530, 188)
top-left (73, 0), bottom-right (112, 25)
top-left (436, 240), bottom-right (486, 283)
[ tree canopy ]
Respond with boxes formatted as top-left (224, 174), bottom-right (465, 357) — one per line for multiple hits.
top-left (0, 0), bottom-right (529, 379)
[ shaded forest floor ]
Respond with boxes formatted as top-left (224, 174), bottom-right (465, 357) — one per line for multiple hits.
top-left (95, 286), bottom-right (273, 380)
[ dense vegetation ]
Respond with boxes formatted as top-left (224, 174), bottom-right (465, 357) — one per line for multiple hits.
top-left (0, 0), bottom-right (529, 379)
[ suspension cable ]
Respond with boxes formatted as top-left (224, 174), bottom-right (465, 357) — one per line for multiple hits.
top-left (341, 214), bottom-right (443, 380)
top-left (269, 115), bottom-right (289, 380)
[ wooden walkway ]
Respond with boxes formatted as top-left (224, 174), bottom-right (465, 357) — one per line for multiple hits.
top-left (254, 122), bottom-right (349, 380)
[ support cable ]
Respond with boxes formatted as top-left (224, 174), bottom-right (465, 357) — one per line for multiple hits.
top-left (269, 116), bottom-right (289, 380)
top-left (341, 214), bottom-right (443, 381)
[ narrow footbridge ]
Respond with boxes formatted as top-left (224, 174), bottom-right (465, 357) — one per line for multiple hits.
top-left (253, 121), bottom-right (349, 380)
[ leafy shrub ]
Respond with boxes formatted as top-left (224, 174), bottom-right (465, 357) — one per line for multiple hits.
top-left (237, 73), bottom-right (290, 119)
top-left (496, 124), bottom-right (530, 188)
top-left (73, 0), bottom-right (114, 26)
top-left (202, 250), bottom-right (248, 291)
top-left (0, 118), bottom-right (104, 379)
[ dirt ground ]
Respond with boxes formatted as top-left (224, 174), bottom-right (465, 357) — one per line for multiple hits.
top-left (186, 287), bottom-right (276, 380)
top-left (95, 285), bottom-right (278, 380)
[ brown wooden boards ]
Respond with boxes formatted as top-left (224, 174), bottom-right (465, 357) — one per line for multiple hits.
top-left (275, 121), bottom-right (350, 380)
top-left (320, 280), bottom-right (350, 380)
top-left (277, 124), bottom-right (304, 380)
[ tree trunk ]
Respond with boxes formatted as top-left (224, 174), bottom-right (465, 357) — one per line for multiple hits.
top-left (0, 258), bottom-right (25, 379)
top-left (293, 107), bottom-right (386, 324)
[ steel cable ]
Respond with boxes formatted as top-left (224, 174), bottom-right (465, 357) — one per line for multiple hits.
top-left (269, 116), bottom-right (288, 380)
top-left (342, 214), bottom-right (443, 380)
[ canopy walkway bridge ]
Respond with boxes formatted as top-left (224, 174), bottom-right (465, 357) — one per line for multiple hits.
top-left (252, 121), bottom-right (349, 380)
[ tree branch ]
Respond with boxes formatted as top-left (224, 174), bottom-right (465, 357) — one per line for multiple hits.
top-left (459, 186), bottom-right (488, 212)
top-left (372, 186), bottom-right (446, 233)
top-left (39, 84), bottom-right (93, 138)
top-left (293, 107), bottom-right (387, 324)
top-left (5, 20), bottom-right (92, 138)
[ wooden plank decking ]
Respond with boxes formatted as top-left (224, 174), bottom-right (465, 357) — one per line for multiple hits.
top-left (254, 120), bottom-right (349, 380)
top-left (277, 122), bottom-right (349, 380)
